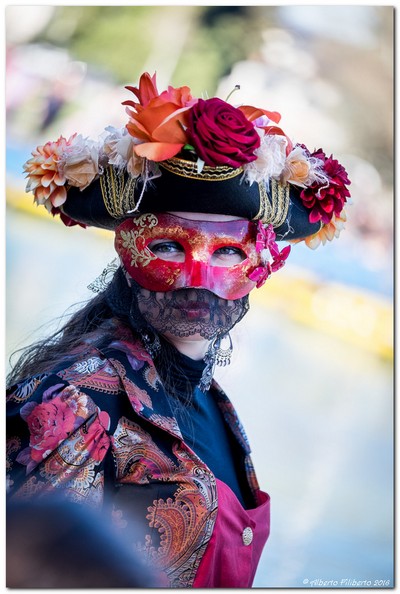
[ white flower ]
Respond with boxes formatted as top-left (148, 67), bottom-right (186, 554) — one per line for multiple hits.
top-left (59, 135), bottom-right (102, 189)
top-left (102, 126), bottom-right (144, 177)
top-left (244, 132), bottom-right (288, 185)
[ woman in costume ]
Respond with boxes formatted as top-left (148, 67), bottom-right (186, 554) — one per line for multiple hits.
top-left (7, 72), bottom-right (350, 588)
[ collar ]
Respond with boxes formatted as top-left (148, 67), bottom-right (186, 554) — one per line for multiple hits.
top-left (98, 334), bottom-right (251, 455)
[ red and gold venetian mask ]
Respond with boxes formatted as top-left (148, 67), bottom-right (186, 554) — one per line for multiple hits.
top-left (114, 212), bottom-right (263, 300)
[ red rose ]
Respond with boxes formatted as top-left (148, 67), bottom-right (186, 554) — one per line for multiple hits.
top-left (187, 98), bottom-right (261, 167)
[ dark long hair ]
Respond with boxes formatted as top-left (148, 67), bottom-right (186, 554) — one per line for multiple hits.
top-left (7, 268), bottom-right (193, 404)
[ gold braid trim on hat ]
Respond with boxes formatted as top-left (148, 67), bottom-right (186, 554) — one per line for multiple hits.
top-left (160, 157), bottom-right (243, 181)
top-left (256, 179), bottom-right (290, 227)
top-left (100, 166), bottom-right (137, 218)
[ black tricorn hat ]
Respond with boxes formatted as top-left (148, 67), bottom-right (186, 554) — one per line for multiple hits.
top-left (62, 158), bottom-right (322, 240)
top-left (23, 70), bottom-right (350, 249)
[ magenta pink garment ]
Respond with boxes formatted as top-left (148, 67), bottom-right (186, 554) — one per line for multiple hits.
top-left (193, 479), bottom-right (270, 588)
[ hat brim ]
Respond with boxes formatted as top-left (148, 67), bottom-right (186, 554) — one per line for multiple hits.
top-left (62, 165), bottom-right (321, 240)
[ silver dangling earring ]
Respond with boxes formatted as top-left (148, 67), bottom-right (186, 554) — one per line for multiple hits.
top-left (199, 332), bottom-right (233, 393)
top-left (140, 330), bottom-right (161, 359)
top-left (214, 332), bottom-right (233, 367)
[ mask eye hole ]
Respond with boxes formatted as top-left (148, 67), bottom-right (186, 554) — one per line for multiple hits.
top-left (149, 240), bottom-right (185, 262)
top-left (211, 246), bottom-right (246, 267)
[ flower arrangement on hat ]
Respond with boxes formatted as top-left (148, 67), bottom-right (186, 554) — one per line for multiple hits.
top-left (23, 71), bottom-right (351, 247)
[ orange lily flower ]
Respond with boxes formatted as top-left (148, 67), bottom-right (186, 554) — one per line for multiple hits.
top-left (125, 72), bottom-right (159, 108)
top-left (123, 72), bottom-right (196, 161)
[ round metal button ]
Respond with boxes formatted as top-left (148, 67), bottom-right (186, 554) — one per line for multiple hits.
top-left (242, 526), bottom-right (253, 546)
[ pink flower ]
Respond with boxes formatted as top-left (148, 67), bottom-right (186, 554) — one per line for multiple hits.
top-left (187, 98), bottom-right (261, 167)
top-left (248, 222), bottom-right (291, 287)
top-left (254, 219), bottom-right (276, 252)
top-left (22, 396), bottom-right (76, 464)
top-left (269, 242), bottom-right (291, 272)
top-left (248, 262), bottom-right (272, 287)
top-left (300, 148), bottom-right (351, 224)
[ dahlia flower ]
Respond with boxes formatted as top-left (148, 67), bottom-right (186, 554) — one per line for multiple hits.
top-left (300, 148), bottom-right (351, 224)
top-left (24, 134), bottom-right (77, 211)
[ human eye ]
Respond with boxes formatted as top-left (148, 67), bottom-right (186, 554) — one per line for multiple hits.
top-left (211, 246), bottom-right (246, 267)
top-left (149, 240), bottom-right (185, 262)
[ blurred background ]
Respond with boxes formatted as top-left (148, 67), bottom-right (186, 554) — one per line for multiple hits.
top-left (5, 5), bottom-right (393, 588)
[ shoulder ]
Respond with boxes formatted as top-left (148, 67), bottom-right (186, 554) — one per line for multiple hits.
top-left (7, 329), bottom-right (153, 402)
top-left (6, 349), bottom-right (116, 408)
top-left (6, 344), bottom-right (138, 487)
top-left (6, 366), bottom-right (113, 483)
top-left (6, 334), bottom-right (162, 433)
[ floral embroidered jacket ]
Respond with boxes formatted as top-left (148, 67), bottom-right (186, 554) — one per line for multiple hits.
top-left (6, 330), bottom-right (265, 587)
